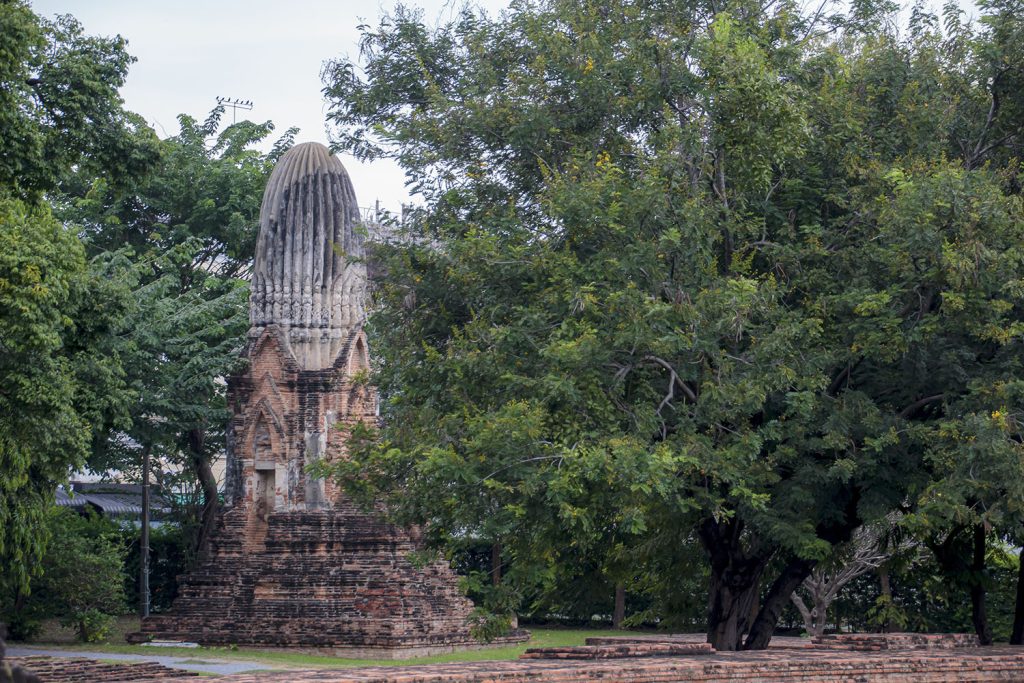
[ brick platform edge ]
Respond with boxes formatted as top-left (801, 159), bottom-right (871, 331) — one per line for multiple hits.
top-left (812, 632), bottom-right (981, 650)
top-left (0, 626), bottom-right (39, 683)
top-left (154, 647), bottom-right (1024, 683)
top-left (7, 656), bottom-right (197, 682)
top-left (522, 642), bottom-right (715, 659)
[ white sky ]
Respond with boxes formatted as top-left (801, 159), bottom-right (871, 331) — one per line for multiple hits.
top-left (29, 0), bottom-right (511, 214)
top-left (30, 1), bottom-right (974, 214)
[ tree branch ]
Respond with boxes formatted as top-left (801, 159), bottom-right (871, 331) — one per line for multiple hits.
top-left (643, 355), bottom-right (698, 402)
top-left (899, 394), bottom-right (944, 419)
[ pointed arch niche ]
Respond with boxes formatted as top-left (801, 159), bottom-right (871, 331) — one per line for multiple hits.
top-left (248, 401), bottom-right (284, 468)
top-left (347, 333), bottom-right (370, 377)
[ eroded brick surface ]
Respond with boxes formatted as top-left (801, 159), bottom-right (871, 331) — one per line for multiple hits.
top-left (7, 656), bottom-right (196, 682)
top-left (141, 328), bottom-right (526, 652)
top-left (812, 633), bottom-right (981, 651)
top-left (141, 144), bottom-right (527, 654)
top-left (151, 647), bottom-right (1024, 682)
top-left (521, 642), bottom-right (715, 659)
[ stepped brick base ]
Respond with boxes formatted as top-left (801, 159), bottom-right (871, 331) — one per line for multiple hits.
top-left (139, 506), bottom-right (528, 657)
top-left (812, 632), bottom-right (980, 651)
top-left (156, 647), bottom-right (1024, 682)
top-left (7, 656), bottom-right (195, 682)
top-left (522, 642), bottom-right (715, 659)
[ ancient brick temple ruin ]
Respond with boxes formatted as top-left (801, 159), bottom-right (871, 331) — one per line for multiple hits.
top-left (140, 142), bottom-right (527, 657)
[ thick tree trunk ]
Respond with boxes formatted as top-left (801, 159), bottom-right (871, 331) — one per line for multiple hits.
top-left (612, 582), bottom-right (626, 629)
top-left (744, 558), bottom-right (816, 649)
top-left (706, 571), bottom-right (762, 650)
top-left (187, 428), bottom-right (219, 559)
top-left (971, 523), bottom-right (993, 646)
top-left (699, 518), bottom-right (771, 651)
top-left (813, 597), bottom-right (828, 637)
top-left (1011, 548), bottom-right (1024, 645)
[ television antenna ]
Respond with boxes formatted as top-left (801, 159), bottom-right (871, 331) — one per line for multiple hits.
top-left (216, 96), bottom-right (253, 124)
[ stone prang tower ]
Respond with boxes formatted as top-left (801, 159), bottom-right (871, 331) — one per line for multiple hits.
top-left (140, 143), bottom-right (527, 656)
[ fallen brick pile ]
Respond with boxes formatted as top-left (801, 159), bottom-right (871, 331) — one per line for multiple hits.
top-left (6, 656), bottom-right (197, 682)
top-left (812, 632), bottom-right (981, 650)
top-left (152, 646), bottom-right (1024, 682)
top-left (521, 641), bottom-right (714, 659)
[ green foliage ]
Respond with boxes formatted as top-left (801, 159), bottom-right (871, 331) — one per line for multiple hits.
top-left (0, 1), bottom-right (158, 199)
top-left (323, 0), bottom-right (1024, 644)
top-left (58, 107), bottom-right (295, 557)
top-left (866, 595), bottom-right (909, 632)
top-left (122, 522), bottom-right (190, 613)
top-left (0, 0), bottom-right (157, 608)
top-left (0, 198), bottom-right (131, 596)
top-left (3, 508), bottom-right (127, 643)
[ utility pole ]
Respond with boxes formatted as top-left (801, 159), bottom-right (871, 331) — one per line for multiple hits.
top-left (140, 444), bottom-right (151, 618)
top-left (215, 96), bottom-right (253, 124)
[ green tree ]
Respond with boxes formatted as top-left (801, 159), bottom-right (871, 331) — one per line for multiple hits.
top-left (0, 1), bottom-right (158, 199)
top-left (0, 198), bottom-right (131, 599)
top-left (63, 107), bottom-right (296, 556)
top-left (0, 0), bottom-right (155, 605)
top-left (8, 508), bottom-right (128, 643)
top-left (322, 0), bottom-right (1024, 649)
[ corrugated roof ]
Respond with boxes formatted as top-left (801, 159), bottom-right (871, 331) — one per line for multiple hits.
top-left (55, 488), bottom-right (169, 516)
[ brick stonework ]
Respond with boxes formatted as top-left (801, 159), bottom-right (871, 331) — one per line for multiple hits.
top-left (140, 143), bottom-right (527, 655)
top-left (7, 656), bottom-right (195, 682)
top-left (812, 632), bottom-right (980, 651)
top-left (141, 326), bottom-right (526, 654)
top-left (153, 646), bottom-right (1024, 682)
top-left (521, 642), bottom-right (715, 659)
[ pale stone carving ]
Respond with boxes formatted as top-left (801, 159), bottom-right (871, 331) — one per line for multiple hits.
top-left (250, 142), bottom-right (367, 370)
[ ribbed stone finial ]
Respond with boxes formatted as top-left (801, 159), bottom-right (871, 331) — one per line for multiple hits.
top-left (250, 142), bottom-right (367, 370)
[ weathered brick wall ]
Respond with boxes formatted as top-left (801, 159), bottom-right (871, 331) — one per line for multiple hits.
top-left (222, 325), bottom-right (375, 514)
top-left (142, 505), bottom-right (497, 650)
top-left (812, 633), bottom-right (981, 651)
top-left (155, 647), bottom-right (1024, 683)
top-left (143, 325), bottom-right (527, 654)
top-left (6, 656), bottom-right (195, 682)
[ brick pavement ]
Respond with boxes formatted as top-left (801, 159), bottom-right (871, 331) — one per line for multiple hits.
top-left (146, 646), bottom-right (1024, 682)
top-left (7, 656), bottom-right (197, 682)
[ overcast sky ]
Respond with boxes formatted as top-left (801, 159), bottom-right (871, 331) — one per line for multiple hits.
top-left (31, 1), bottom-right (974, 214)
top-left (29, 0), bottom-right (511, 213)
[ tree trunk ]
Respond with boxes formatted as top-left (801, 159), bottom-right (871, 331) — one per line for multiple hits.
top-left (971, 523), bottom-right (993, 646)
top-left (706, 570), bottom-right (762, 650)
top-left (699, 518), bottom-right (770, 651)
top-left (791, 592), bottom-right (819, 637)
top-left (744, 557), bottom-right (816, 649)
top-left (878, 565), bottom-right (892, 633)
top-left (1011, 547), bottom-right (1024, 645)
top-left (491, 542), bottom-right (502, 586)
top-left (814, 596), bottom-right (828, 637)
top-left (612, 582), bottom-right (626, 629)
top-left (140, 443), bottom-right (151, 618)
top-left (187, 428), bottom-right (219, 559)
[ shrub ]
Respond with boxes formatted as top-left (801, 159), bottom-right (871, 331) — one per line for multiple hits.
top-left (2, 507), bottom-right (127, 642)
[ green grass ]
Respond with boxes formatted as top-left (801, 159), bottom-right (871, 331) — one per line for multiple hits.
top-left (15, 618), bottom-right (643, 670)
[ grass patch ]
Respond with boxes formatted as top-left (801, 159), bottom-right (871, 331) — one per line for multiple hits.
top-left (15, 621), bottom-right (644, 669)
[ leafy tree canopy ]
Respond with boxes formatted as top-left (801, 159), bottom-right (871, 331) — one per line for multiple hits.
top-left (0, 0), bottom-right (158, 595)
top-left (322, 0), bottom-right (1024, 649)
top-left (0, 197), bottom-right (130, 595)
top-left (59, 107), bottom-right (296, 555)
top-left (0, 1), bottom-right (158, 199)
